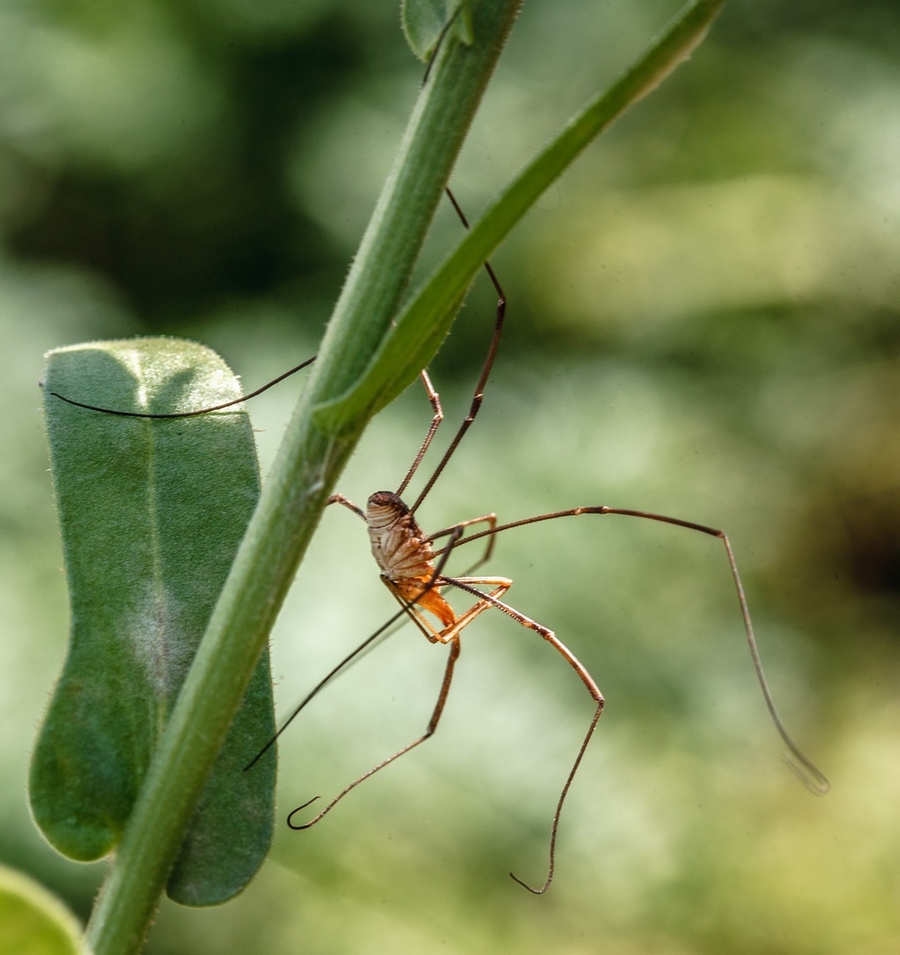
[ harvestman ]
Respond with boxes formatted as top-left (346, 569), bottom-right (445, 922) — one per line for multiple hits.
top-left (49, 189), bottom-right (829, 892)
top-left (264, 214), bottom-right (828, 891)
top-left (260, 23), bottom-right (822, 894)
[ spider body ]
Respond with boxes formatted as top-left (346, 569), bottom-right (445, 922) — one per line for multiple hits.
top-left (365, 490), bottom-right (456, 634)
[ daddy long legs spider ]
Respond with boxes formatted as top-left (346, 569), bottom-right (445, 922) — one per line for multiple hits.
top-left (241, 213), bottom-right (829, 894)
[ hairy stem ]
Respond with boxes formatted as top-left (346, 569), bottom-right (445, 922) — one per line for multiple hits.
top-left (84, 3), bottom-right (522, 951)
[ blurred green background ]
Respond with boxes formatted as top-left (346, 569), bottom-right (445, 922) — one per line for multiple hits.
top-left (2, 0), bottom-right (899, 952)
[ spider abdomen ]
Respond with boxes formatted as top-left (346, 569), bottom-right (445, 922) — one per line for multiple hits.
top-left (366, 490), bottom-right (456, 629)
top-left (366, 491), bottom-right (436, 582)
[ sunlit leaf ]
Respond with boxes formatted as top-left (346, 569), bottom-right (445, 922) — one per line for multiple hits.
top-left (30, 338), bottom-right (276, 906)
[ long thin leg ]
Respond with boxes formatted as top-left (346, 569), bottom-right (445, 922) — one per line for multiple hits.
top-left (443, 576), bottom-right (605, 893)
top-left (287, 635), bottom-right (462, 830)
top-left (393, 261), bottom-right (506, 510)
top-left (382, 186), bottom-right (506, 507)
top-left (245, 596), bottom-right (419, 771)
top-left (428, 512), bottom-right (499, 573)
top-left (409, 194), bottom-right (506, 514)
top-left (327, 493), bottom-right (366, 520)
top-left (399, 19), bottom-right (506, 502)
top-left (285, 578), bottom-right (518, 829)
top-left (440, 507), bottom-right (830, 796)
top-left (48, 355), bottom-right (316, 418)
top-left (395, 371), bottom-right (443, 497)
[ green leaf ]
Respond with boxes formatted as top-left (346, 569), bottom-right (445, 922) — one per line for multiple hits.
top-left (31, 338), bottom-right (276, 907)
top-left (0, 866), bottom-right (86, 955)
top-left (401, 0), bottom-right (473, 63)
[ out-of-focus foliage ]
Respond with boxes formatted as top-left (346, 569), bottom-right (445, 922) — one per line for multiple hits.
top-left (1, 1), bottom-right (898, 953)
top-left (0, 865), bottom-right (85, 955)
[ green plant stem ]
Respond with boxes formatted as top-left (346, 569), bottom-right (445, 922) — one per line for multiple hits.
top-left (84, 2), bottom-right (521, 952)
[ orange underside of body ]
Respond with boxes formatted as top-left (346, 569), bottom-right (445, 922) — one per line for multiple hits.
top-left (391, 576), bottom-right (457, 628)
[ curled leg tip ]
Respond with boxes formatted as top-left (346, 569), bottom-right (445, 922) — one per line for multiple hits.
top-left (783, 754), bottom-right (830, 796)
top-left (509, 870), bottom-right (551, 895)
top-left (286, 796), bottom-right (321, 830)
